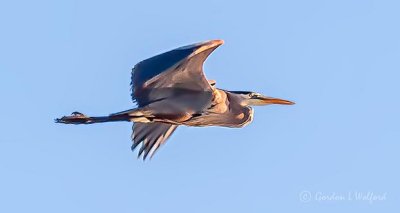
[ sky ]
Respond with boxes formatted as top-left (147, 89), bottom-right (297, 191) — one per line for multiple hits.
top-left (0, 0), bottom-right (399, 212)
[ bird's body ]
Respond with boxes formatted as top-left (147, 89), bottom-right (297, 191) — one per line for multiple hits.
top-left (56, 40), bottom-right (294, 159)
top-left (117, 89), bottom-right (254, 127)
top-left (181, 89), bottom-right (254, 127)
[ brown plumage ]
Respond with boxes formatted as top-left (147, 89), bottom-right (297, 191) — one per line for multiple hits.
top-left (56, 40), bottom-right (294, 159)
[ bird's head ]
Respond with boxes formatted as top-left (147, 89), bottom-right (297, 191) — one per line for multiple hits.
top-left (229, 91), bottom-right (295, 106)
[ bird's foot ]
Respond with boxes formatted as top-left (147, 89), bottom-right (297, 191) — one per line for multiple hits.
top-left (71, 111), bottom-right (86, 117)
top-left (55, 111), bottom-right (90, 124)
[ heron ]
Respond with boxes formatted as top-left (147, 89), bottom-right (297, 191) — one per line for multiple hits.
top-left (56, 39), bottom-right (294, 159)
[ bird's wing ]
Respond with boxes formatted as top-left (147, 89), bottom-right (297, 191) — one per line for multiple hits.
top-left (131, 123), bottom-right (178, 160)
top-left (131, 40), bottom-right (224, 107)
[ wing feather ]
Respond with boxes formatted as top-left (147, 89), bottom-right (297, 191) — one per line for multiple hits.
top-left (131, 40), bottom-right (222, 107)
top-left (131, 123), bottom-right (178, 160)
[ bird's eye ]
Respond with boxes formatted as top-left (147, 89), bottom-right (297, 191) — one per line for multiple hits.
top-left (251, 93), bottom-right (261, 98)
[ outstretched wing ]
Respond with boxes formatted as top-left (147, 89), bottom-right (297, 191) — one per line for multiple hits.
top-left (131, 40), bottom-right (223, 107)
top-left (131, 123), bottom-right (178, 160)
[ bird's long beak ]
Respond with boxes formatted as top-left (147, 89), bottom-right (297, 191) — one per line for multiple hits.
top-left (254, 96), bottom-right (295, 105)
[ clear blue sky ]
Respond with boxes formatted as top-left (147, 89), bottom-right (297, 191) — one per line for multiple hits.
top-left (1, 0), bottom-right (399, 212)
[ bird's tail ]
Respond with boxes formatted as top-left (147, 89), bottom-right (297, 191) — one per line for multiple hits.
top-left (55, 111), bottom-right (131, 124)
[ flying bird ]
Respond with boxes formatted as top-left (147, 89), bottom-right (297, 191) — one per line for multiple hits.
top-left (56, 40), bottom-right (294, 159)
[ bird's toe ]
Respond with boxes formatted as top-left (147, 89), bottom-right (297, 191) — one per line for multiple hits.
top-left (71, 111), bottom-right (85, 116)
